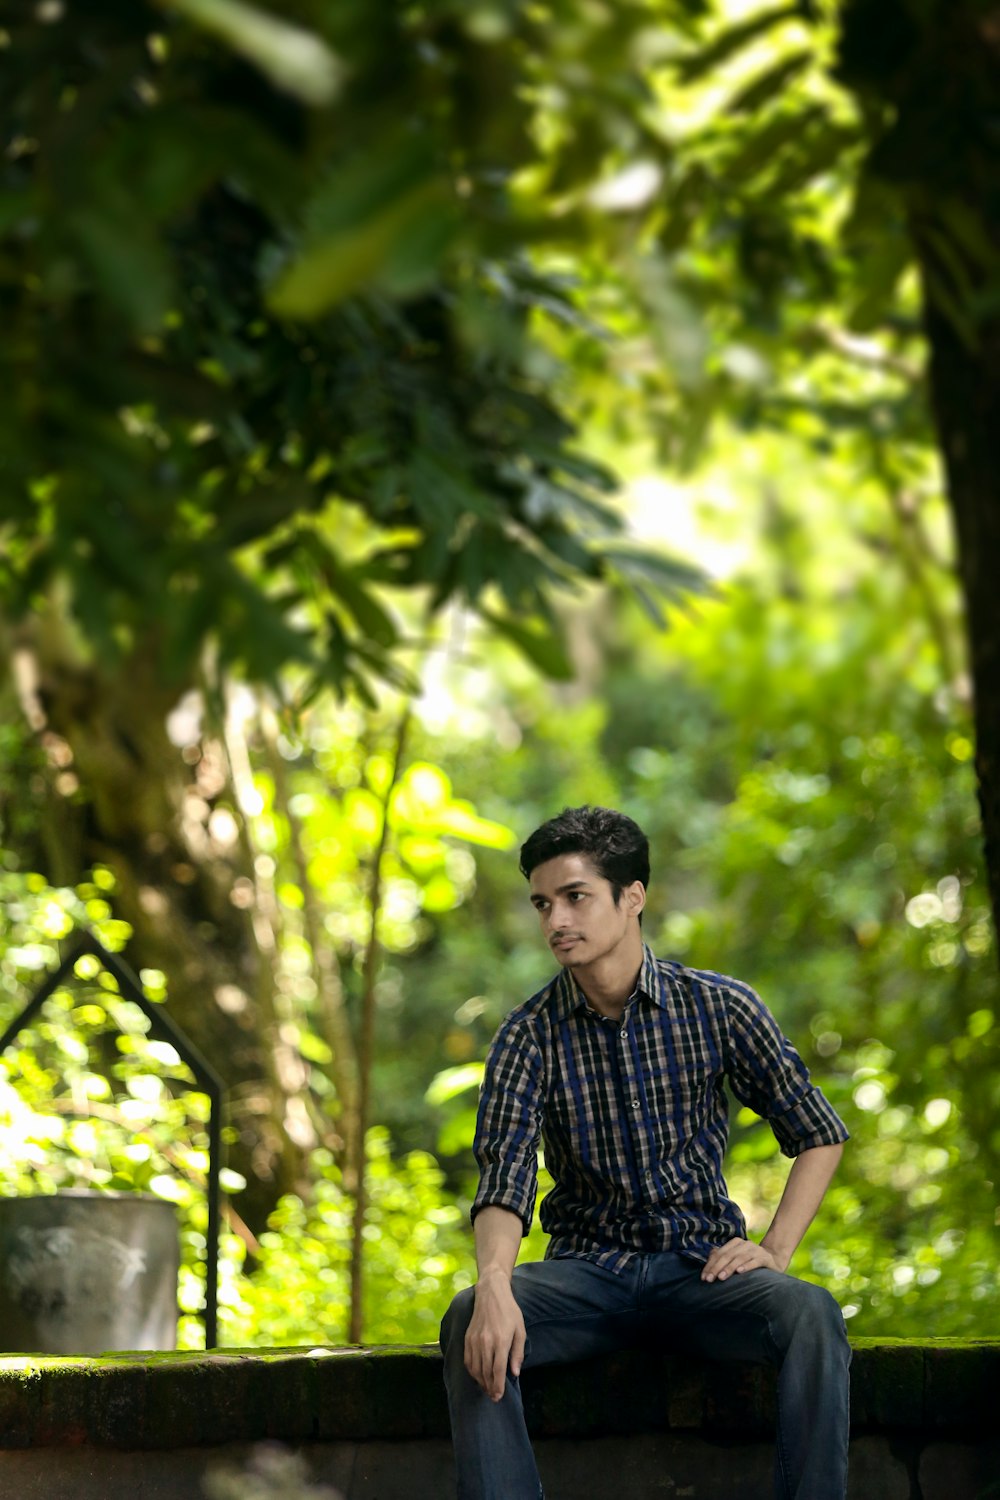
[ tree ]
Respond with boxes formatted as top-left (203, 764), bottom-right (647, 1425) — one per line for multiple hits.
top-left (5, 433), bottom-right (995, 1343)
top-left (568, 0), bottom-right (1000, 954)
top-left (643, 0), bottom-right (1000, 963)
top-left (3, 0), bottom-right (998, 1292)
top-left (418, 458), bottom-right (997, 1334)
top-left (0, 0), bottom-right (692, 1226)
top-left (836, 0), bottom-right (1000, 960)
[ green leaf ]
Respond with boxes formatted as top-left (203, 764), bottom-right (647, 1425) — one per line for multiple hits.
top-left (408, 446), bottom-right (500, 530)
top-left (269, 180), bottom-right (451, 317)
top-left (675, 4), bottom-right (801, 84)
top-left (633, 256), bottom-right (708, 389)
top-left (0, 189), bottom-right (35, 236)
top-left (603, 543), bottom-right (707, 616)
top-left (434, 804), bottom-right (517, 849)
top-left (522, 477), bottom-right (623, 532)
top-left (68, 211), bottom-right (173, 333)
top-left (480, 609), bottom-right (574, 680)
top-left (534, 522), bottom-right (600, 577)
top-left (846, 228), bottom-right (913, 333)
top-left (425, 1063), bottom-right (485, 1107)
top-left (301, 534), bottom-right (399, 649)
top-left (267, 139), bottom-right (457, 318)
top-left (162, 0), bottom-right (343, 106)
top-left (657, 161), bottom-right (708, 252)
top-left (437, 1106), bottom-right (480, 1157)
top-left (214, 483), bottom-right (319, 549)
top-left (764, 120), bottom-right (862, 198)
top-left (725, 50), bottom-right (813, 115)
top-left (722, 106), bottom-right (827, 184)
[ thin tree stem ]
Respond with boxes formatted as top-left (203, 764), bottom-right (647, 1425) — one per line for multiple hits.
top-left (347, 701), bottom-right (412, 1344)
top-left (259, 705), bottom-right (360, 1168)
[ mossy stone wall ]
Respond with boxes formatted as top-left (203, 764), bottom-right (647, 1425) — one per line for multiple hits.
top-left (0, 1340), bottom-right (996, 1499)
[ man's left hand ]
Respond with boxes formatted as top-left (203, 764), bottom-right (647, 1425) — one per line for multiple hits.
top-left (701, 1240), bottom-right (785, 1283)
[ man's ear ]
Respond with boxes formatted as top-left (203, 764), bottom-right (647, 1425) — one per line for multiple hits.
top-left (626, 881), bottom-right (646, 919)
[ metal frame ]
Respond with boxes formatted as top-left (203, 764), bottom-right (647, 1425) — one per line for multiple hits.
top-left (0, 929), bottom-right (225, 1348)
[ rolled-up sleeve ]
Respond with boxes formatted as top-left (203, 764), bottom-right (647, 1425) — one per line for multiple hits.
top-left (471, 1020), bottom-right (544, 1235)
top-left (724, 981), bottom-right (849, 1159)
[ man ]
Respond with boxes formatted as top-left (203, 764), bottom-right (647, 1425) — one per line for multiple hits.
top-left (440, 805), bottom-right (850, 1500)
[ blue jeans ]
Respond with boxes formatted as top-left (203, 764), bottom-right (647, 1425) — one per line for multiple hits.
top-left (440, 1253), bottom-right (850, 1500)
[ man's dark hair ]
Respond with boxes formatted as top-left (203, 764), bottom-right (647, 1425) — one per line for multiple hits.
top-left (519, 806), bottom-right (650, 906)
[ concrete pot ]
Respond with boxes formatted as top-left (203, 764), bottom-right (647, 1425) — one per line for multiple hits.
top-left (0, 1190), bottom-right (179, 1353)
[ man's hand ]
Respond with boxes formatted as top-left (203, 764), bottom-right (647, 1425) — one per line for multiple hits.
top-left (464, 1267), bottom-right (527, 1401)
top-left (701, 1240), bottom-right (785, 1283)
top-left (701, 1142), bottom-right (844, 1284)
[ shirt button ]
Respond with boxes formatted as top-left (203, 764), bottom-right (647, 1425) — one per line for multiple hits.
top-left (631, 1098), bottom-right (639, 1109)
top-left (620, 1029), bottom-right (627, 1039)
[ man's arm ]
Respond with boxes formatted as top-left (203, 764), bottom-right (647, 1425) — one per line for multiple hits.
top-left (464, 1206), bottom-right (527, 1400)
top-left (701, 1141), bottom-right (843, 1283)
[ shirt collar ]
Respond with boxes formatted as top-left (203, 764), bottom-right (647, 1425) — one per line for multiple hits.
top-left (550, 944), bottom-right (666, 1020)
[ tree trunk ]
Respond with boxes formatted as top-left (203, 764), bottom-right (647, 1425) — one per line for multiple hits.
top-left (1, 617), bottom-right (310, 1232)
top-left (839, 0), bottom-right (1000, 948)
top-left (920, 281), bottom-right (1000, 945)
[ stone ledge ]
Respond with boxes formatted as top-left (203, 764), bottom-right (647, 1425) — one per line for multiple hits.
top-left (0, 1340), bottom-right (995, 1452)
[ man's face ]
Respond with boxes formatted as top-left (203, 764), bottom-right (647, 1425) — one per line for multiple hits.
top-left (528, 851), bottom-right (644, 969)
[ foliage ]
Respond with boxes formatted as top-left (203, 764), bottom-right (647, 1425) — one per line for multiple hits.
top-left (662, 547), bottom-right (998, 1330)
top-left (0, 857), bottom-right (478, 1348)
top-left (1, 0), bottom-right (999, 1355)
top-left (416, 432), bottom-right (999, 1338)
top-left (260, 716), bottom-right (515, 959)
top-left (0, 0), bottom-right (704, 1231)
top-left (214, 441), bottom-right (997, 1343)
top-left (0, 722), bottom-right (512, 1345)
top-left (222, 1130), bottom-right (473, 1347)
top-left (2, 431), bottom-right (997, 1342)
top-left (0, 0), bottom-right (697, 704)
top-left (0, 863), bottom-right (234, 1346)
top-left (201, 697), bottom-right (519, 1172)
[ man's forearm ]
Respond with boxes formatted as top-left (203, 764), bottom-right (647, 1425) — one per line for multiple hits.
top-left (760, 1142), bottom-right (843, 1270)
top-left (466, 1207), bottom-right (527, 1398)
top-left (474, 1205), bottom-right (524, 1283)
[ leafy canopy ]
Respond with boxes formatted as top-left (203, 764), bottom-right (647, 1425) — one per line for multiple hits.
top-left (0, 0), bottom-right (705, 702)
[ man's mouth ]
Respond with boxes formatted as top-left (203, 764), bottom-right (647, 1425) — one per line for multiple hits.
top-left (551, 936), bottom-right (581, 950)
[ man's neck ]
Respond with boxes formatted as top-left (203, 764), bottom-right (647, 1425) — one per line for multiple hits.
top-left (572, 936), bottom-right (645, 1020)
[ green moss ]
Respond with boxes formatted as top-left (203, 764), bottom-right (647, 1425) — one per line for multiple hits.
top-left (0, 1343), bottom-right (995, 1450)
top-left (850, 1337), bottom-right (1000, 1350)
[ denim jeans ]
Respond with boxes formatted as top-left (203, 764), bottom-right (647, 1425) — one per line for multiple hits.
top-left (440, 1252), bottom-right (850, 1500)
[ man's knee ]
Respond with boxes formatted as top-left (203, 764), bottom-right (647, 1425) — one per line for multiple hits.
top-left (440, 1285), bottom-right (475, 1357)
top-left (776, 1277), bottom-right (848, 1348)
top-left (805, 1281), bottom-right (847, 1333)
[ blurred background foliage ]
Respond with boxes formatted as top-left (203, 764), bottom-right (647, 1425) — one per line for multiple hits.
top-left (1, 0), bottom-right (998, 1349)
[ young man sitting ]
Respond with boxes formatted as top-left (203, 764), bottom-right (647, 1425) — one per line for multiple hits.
top-left (440, 805), bottom-right (850, 1500)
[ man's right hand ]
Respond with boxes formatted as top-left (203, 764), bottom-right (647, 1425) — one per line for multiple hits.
top-left (463, 1266), bottom-right (527, 1401)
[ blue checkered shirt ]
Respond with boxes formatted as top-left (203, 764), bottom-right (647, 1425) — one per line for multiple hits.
top-left (471, 946), bottom-right (848, 1270)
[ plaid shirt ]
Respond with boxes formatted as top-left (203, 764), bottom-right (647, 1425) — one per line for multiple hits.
top-left (472, 946), bottom-right (848, 1270)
